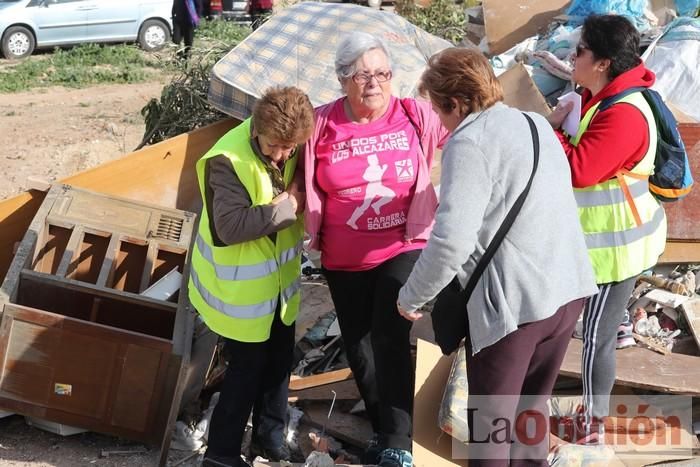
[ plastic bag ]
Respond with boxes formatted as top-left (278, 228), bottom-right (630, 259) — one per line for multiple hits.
top-left (438, 346), bottom-right (469, 442)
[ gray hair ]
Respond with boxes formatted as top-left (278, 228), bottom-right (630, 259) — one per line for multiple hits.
top-left (335, 32), bottom-right (392, 81)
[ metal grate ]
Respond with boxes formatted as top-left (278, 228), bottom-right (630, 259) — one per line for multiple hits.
top-left (154, 215), bottom-right (184, 242)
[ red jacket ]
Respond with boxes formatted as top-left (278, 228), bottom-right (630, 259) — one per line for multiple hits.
top-left (556, 63), bottom-right (656, 188)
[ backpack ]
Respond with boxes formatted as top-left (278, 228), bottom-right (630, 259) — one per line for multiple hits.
top-left (599, 87), bottom-right (693, 202)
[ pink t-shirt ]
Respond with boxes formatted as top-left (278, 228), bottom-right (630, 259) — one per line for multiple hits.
top-left (315, 97), bottom-right (426, 271)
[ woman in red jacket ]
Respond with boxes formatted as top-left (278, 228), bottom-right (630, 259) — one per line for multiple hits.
top-left (547, 14), bottom-right (666, 444)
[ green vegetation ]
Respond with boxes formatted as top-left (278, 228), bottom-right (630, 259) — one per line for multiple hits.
top-left (138, 21), bottom-right (251, 148)
top-left (0, 19), bottom-right (251, 94)
top-left (395, 0), bottom-right (476, 44)
top-left (0, 43), bottom-right (163, 93)
top-left (197, 19), bottom-right (251, 45)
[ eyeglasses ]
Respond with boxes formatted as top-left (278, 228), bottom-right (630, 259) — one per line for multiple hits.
top-left (575, 43), bottom-right (590, 57)
top-left (352, 70), bottom-right (392, 85)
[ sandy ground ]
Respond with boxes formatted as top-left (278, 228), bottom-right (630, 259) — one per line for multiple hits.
top-left (0, 81), bottom-right (167, 201)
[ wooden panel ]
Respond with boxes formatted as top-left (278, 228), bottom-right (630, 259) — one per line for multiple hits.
top-left (111, 240), bottom-right (149, 293)
top-left (32, 224), bottom-right (72, 275)
top-left (61, 118), bottom-right (238, 212)
top-left (0, 303), bottom-right (174, 443)
top-left (665, 124), bottom-right (700, 240)
top-left (561, 338), bottom-right (700, 395)
top-left (59, 194), bottom-right (153, 238)
top-left (46, 329), bottom-right (118, 418)
top-left (0, 318), bottom-right (58, 405)
top-left (67, 231), bottom-right (111, 284)
top-left (660, 241), bottom-right (700, 264)
top-left (0, 192), bottom-right (45, 284)
top-left (18, 271), bottom-right (176, 340)
top-left (111, 344), bottom-right (164, 432)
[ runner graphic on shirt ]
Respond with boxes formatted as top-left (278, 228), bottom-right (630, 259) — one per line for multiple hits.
top-left (346, 154), bottom-right (396, 230)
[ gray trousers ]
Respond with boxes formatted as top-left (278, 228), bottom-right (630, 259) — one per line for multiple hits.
top-left (581, 275), bottom-right (637, 431)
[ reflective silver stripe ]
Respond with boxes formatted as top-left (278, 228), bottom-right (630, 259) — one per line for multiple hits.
top-left (196, 234), bottom-right (277, 281)
top-left (279, 243), bottom-right (302, 266)
top-left (585, 207), bottom-right (665, 249)
top-left (574, 179), bottom-right (649, 207)
top-left (191, 267), bottom-right (276, 319)
top-left (281, 278), bottom-right (301, 303)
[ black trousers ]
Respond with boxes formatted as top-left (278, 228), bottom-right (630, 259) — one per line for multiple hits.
top-left (172, 20), bottom-right (195, 57)
top-left (323, 249), bottom-right (420, 452)
top-left (205, 307), bottom-right (295, 459)
top-left (465, 299), bottom-right (584, 466)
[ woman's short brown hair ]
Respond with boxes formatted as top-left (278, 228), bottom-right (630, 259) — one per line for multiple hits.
top-left (252, 86), bottom-right (315, 143)
top-left (419, 48), bottom-right (503, 116)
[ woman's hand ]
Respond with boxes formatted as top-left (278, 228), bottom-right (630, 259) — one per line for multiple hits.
top-left (545, 101), bottom-right (574, 129)
top-left (272, 191), bottom-right (297, 211)
top-left (397, 300), bottom-right (423, 322)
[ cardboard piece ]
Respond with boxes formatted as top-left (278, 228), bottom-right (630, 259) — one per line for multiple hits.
top-left (482, 0), bottom-right (570, 55)
top-left (413, 339), bottom-right (468, 467)
top-left (499, 64), bottom-right (552, 115)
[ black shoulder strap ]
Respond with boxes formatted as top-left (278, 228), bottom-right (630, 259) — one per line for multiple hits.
top-left (460, 113), bottom-right (540, 301)
top-left (598, 86), bottom-right (646, 112)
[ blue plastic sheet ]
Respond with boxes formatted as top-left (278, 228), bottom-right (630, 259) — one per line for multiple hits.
top-left (675, 0), bottom-right (700, 16)
top-left (567, 0), bottom-right (649, 29)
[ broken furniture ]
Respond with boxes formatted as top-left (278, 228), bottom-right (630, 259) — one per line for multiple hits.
top-left (0, 184), bottom-right (196, 463)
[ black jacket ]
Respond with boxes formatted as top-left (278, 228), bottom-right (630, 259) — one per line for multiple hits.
top-left (172, 0), bottom-right (204, 24)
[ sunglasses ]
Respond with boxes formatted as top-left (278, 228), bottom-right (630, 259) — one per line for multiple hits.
top-left (575, 43), bottom-right (590, 57)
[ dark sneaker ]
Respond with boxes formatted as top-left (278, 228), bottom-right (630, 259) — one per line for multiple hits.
top-left (361, 435), bottom-right (382, 464)
top-left (249, 441), bottom-right (291, 462)
top-left (377, 448), bottom-right (413, 467)
top-left (201, 454), bottom-right (252, 467)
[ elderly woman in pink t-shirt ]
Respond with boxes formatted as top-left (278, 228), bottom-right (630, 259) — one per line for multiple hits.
top-left (302, 32), bottom-right (448, 467)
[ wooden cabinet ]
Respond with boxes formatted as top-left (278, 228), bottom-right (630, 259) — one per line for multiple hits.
top-left (0, 184), bottom-right (196, 463)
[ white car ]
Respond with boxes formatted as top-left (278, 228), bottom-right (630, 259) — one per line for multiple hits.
top-left (0, 0), bottom-right (173, 59)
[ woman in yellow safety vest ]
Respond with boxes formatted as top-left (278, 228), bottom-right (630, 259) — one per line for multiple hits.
top-left (547, 15), bottom-right (666, 443)
top-left (189, 86), bottom-right (314, 467)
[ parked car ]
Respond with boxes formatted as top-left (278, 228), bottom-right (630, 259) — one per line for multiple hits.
top-left (0, 0), bottom-right (173, 60)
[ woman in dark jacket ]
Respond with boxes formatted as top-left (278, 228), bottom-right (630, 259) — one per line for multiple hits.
top-left (172, 0), bottom-right (203, 58)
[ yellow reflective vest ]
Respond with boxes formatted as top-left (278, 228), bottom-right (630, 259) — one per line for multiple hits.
top-left (570, 91), bottom-right (666, 284)
top-left (188, 119), bottom-right (304, 342)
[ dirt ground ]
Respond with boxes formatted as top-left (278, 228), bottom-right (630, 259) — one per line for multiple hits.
top-left (0, 80), bottom-right (167, 201)
top-left (0, 79), bottom-right (205, 466)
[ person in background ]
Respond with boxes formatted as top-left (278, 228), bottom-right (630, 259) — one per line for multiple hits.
top-left (172, 0), bottom-right (203, 59)
top-left (189, 86), bottom-right (314, 467)
top-left (546, 14), bottom-right (667, 443)
top-left (302, 32), bottom-right (448, 467)
top-left (396, 47), bottom-right (597, 466)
